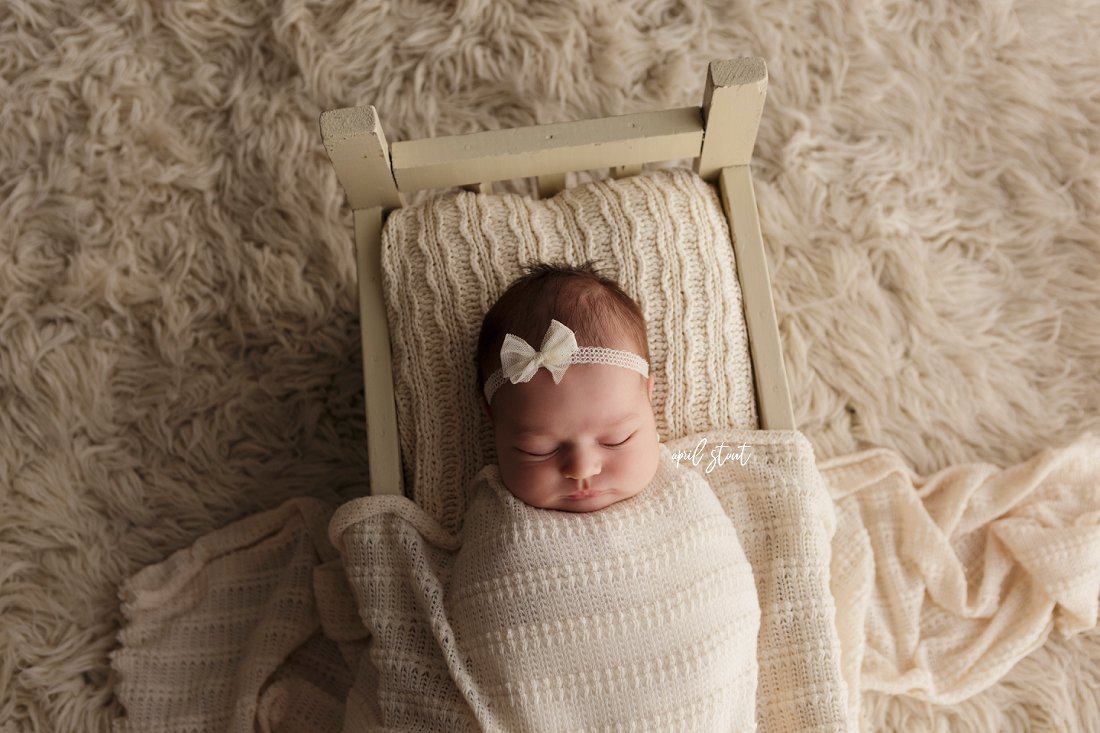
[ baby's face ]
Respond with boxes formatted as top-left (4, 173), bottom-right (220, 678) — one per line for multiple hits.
top-left (487, 362), bottom-right (660, 512)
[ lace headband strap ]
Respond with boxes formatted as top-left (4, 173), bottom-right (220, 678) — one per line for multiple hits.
top-left (483, 319), bottom-right (649, 404)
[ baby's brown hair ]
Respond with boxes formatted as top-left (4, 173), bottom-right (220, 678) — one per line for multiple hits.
top-left (476, 260), bottom-right (649, 397)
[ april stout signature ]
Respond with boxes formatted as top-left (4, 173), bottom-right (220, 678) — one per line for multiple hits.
top-left (669, 438), bottom-right (754, 473)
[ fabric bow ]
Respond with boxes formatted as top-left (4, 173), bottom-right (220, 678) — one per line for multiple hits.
top-left (499, 319), bottom-right (578, 385)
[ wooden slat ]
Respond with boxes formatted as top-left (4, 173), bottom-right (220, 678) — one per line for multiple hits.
top-left (536, 172), bottom-right (567, 198)
top-left (717, 165), bottom-right (795, 430)
top-left (465, 182), bottom-right (494, 194)
top-left (612, 163), bottom-right (644, 179)
top-left (390, 106), bottom-right (704, 192)
top-left (354, 207), bottom-right (404, 495)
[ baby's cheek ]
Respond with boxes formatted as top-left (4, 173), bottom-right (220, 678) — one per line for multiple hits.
top-left (644, 449), bottom-right (661, 482)
top-left (499, 462), bottom-right (550, 508)
top-left (632, 441), bottom-right (662, 491)
top-left (498, 462), bottom-right (524, 496)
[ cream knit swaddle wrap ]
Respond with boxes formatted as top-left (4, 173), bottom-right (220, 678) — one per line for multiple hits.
top-left (111, 429), bottom-right (851, 732)
top-left (330, 445), bottom-right (760, 731)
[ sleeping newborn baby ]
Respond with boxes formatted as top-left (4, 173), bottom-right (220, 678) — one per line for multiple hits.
top-left (446, 261), bottom-right (761, 730)
top-left (475, 260), bottom-right (661, 512)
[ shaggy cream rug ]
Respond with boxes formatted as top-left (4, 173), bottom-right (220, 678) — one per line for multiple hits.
top-left (2, 0), bottom-right (1098, 731)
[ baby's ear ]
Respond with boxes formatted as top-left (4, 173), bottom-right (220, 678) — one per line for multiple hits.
top-left (647, 374), bottom-right (655, 402)
top-left (481, 396), bottom-right (493, 420)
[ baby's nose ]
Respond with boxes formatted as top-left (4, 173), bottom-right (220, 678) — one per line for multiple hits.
top-left (562, 445), bottom-right (601, 481)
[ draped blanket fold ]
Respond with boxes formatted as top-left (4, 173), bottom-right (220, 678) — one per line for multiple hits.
top-left (822, 434), bottom-right (1100, 708)
top-left (111, 431), bottom-right (1100, 732)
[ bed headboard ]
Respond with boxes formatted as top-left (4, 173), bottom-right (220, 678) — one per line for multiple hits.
top-left (319, 57), bottom-right (793, 497)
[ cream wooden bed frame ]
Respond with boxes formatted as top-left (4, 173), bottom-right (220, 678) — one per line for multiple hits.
top-left (319, 57), bottom-right (793, 497)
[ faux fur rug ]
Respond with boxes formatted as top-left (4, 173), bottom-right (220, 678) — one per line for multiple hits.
top-left (2, 0), bottom-right (1098, 731)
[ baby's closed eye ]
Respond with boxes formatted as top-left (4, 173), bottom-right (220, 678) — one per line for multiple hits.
top-left (516, 446), bottom-right (557, 458)
top-left (603, 432), bottom-right (636, 447)
top-left (515, 431), bottom-right (636, 457)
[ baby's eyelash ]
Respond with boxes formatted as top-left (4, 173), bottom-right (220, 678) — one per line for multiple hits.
top-left (517, 447), bottom-right (556, 458)
top-left (516, 432), bottom-right (636, 456)
top-left (604, 432), bottom-right (636, 447)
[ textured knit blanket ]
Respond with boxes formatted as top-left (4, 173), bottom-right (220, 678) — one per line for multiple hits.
top-left (328, 445), bottom-right (760, 731)
top-left (111, 430), bottom-right (1100, 732)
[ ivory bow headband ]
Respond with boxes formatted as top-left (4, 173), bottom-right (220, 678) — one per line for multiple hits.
top-left (483, 319), bottom-right (649, 404)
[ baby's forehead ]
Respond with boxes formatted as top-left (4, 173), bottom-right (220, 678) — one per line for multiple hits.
top-left (507, 408), bottom-right (639, 434)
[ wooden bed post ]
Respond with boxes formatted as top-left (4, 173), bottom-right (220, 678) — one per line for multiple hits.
top-left (320, 106), bottom-right (406, 495)
top-left (696, 59), bottom-right (796, 430)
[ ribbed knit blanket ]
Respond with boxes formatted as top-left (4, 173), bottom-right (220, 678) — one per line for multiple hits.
top-left (380, 168), bottom-right (759, 535)
top-left (111, 430), bottom-right (1100, 732)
